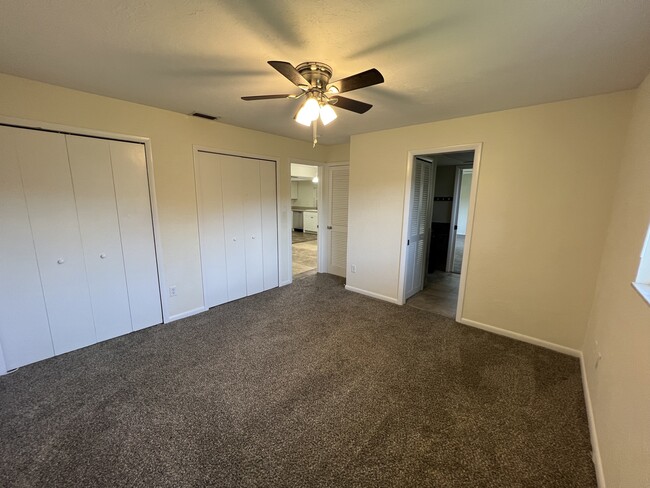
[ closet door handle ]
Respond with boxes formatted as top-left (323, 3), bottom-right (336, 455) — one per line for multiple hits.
top-left (251, 235), bottom-right (256, 240)
top-left (232, 237), bottom-right (237, 242)
top-left (327, 226), bottom-right (332, 230)
top-left (57, 258), bottom-right (65, 264)
top-left (99, 253), bottom-right (107, 259)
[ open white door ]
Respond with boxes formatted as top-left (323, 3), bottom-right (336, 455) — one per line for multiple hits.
top-left (325, 164), bottom-right (349, 277)
top-left (404, 158), bottom-right (433, 299)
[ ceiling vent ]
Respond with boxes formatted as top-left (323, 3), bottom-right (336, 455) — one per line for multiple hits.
top-left (191, 112), bottom-right (220, 121)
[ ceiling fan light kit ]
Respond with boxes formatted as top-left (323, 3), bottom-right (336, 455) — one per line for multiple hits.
top-left (242, 60), bottom-right (384, 145)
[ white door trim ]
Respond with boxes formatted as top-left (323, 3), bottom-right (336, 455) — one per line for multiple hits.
top-left (446, 164), bottom-right (472, 273)
top-left (397, 143), bottom-right (483, 325)
top-left (0, 115), bottom-right (170, 324)
top-left (288, 158), bottom-right (326, 280)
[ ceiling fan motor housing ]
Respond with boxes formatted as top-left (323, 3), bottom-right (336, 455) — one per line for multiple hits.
top-left (296, 62), bottom-right (333, 92)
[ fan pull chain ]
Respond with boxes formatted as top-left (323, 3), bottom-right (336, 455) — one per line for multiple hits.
top-left (312, 118), bottom-right (318, 147)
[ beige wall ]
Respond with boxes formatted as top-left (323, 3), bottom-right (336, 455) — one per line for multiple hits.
top-left (0, 73), bottom-right (334, 319)
top-left (347, 91), bottom-right (634, 349)
top-left (582, 74), bottom-right (650, 487)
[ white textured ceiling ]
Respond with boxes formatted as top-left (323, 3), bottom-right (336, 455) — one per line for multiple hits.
top-left (0, 1), bottom-right (649, 144)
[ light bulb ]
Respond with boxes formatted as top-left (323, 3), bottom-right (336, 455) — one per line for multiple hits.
top-left (296, 97), bottom-right (320, 126)
top-left (312, 176), bottom-right (319, 183)
top-left (319, 103), bottom-right (337, 125)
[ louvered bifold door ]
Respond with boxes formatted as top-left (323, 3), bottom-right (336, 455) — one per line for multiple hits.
top-left (327, 165), bottom-right (350, 277)
top-left (405, 159), bottom-right (432, 299)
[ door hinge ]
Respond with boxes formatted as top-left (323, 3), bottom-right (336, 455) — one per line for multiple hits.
top-left (407, 239), bottom-right (410, 245)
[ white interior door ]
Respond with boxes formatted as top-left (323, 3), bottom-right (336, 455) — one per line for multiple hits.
top-left (326, 165), bottom-right (349, 277)
top-left (197, 152), bottom-right (279, 304)
top-left (259, 160), bottom-right (279, 291)
top-left (242, 159), bottom-right (264, 296)
top-left (110, 141), bottom-right (162, 330)
top-left (220, 155), bottom-right (248, 301)
top-left (0, 126), bottom-right (54, 369)
top-left (67, 135), bottom-right (132, 342)
top-left (405, 159), bottom-right (433, 299)
top-left (15, 129), bottom-right (97, 354)
top-left (197, 151), bottom-right (229, 308)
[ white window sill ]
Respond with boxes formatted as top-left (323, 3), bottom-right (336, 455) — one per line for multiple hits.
top-left (632, 282), bottom-right (650, 306)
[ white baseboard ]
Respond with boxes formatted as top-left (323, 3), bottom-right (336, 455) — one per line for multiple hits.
top-left (166, 306), bottom-right (207, 323)
top-left (459, 317), bottom-right (603, 484)
top-left (344, 285), bottom-right (401, 305)
top-left (458, 317), bottom-right (581, 357)
top-left (580, 353), bottom-right (606, 487)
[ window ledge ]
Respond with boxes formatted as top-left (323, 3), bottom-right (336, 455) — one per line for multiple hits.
top-left (632, 282), bottom-right (650, 306)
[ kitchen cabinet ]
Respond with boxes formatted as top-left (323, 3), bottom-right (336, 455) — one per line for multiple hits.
top-left (292, 210), bottom-right (303, 231)
top-left (303, 210), bottom-right (318, 233)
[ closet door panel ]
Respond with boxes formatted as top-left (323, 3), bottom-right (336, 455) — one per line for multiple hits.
top-left (196, 152), bottom-right (228, 308)
top-left (15, 129), bottom-right (96, 354)
top-left (242, 160), bottom-right (264, 296)
top-left (110, 141), bottom-right (162, 330)
top-left (67, 136), bottom-right (132, 341)
top-left (220, 155), bottom-right (247, 301)
top-left (0, 126), bottom-right (54, 368)
top-left (259, 161), bottom-right (279, 290)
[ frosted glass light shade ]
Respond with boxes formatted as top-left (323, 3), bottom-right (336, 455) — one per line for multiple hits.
top-left (319, 103), bottom-right (337, 125)
top-left (296, 97), bottom-right (320, 126)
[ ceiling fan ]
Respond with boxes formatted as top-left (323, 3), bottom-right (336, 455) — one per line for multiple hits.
top-left (242, 61), bottom-right (384, 145)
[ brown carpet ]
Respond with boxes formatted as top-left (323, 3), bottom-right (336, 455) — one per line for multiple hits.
top-left (0, 274), bottom-right (596, 487)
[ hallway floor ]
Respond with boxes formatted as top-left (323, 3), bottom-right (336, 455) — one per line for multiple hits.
top-left (292, 231), bottom-right (317, 276)
top-left (407, 271), bottom-right (460, 318)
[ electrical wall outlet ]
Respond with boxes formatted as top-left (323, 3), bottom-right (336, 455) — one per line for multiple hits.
top-left (351, 264), bottom-right (357, 273)
top-left (169, 285), bottom-right (177, 297)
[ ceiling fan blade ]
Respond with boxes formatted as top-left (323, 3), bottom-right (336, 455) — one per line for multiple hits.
top-left (330, 96), bottom-right (373, 114)
top-left (328, 68), bottom-right (384, 94)
top-left (241, 94), bottom-right (292, 101)
top-left (268, 60), bottom-right (309, 87)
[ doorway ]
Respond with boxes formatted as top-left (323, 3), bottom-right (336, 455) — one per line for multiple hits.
top-left (399, 145), bottom-right (480, 320)
top-left (291, 163), bottom-right (319, 278)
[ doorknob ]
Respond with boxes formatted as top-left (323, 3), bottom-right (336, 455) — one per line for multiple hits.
top-left (327, 226), bottom-right (332, 229)
top-left (100, 253), bottom-right (107, 259)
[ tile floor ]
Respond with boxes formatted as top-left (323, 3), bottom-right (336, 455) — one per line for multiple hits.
top-left (406, 271), bottom-right (460, 318)
top-left (292, 231), bottom-right (317, 276)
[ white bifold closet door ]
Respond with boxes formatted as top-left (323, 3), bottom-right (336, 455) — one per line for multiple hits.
top-left (66, 136), bottom-right (162, 336)
top-left (12, 129), bottom-right (97, 355)
top-left (67, 136), bottom-right (133, 342)
top-left (196, 151), bottom-right (278, 309)
top-left (0, 125), bottom-right (162, 371)
top-left (109, 141), bottom-right (162, 331)
top-left (0, 126), bottom-right (57, 367)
